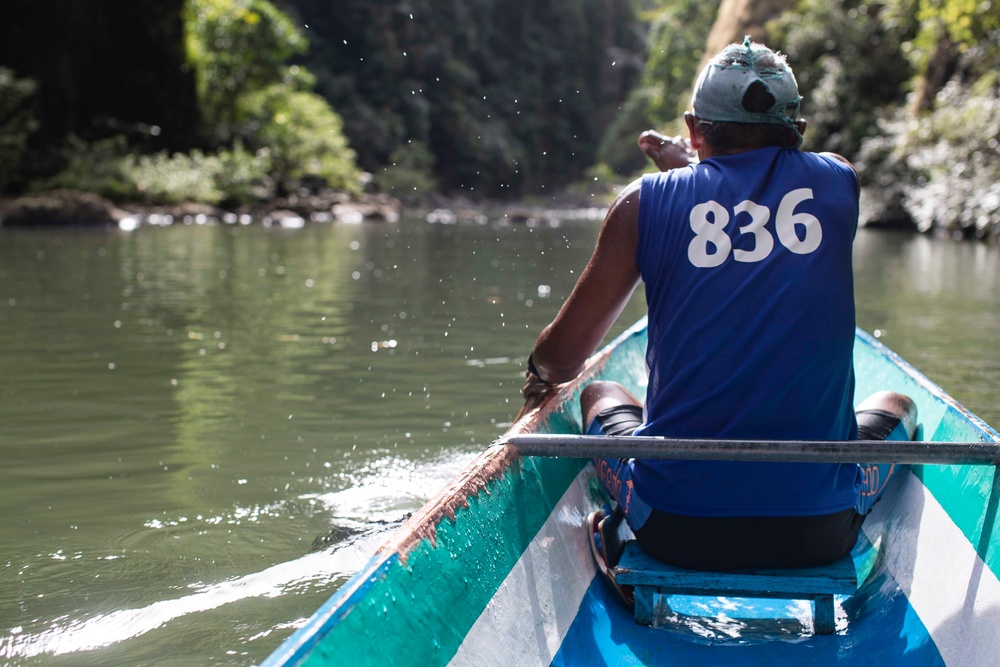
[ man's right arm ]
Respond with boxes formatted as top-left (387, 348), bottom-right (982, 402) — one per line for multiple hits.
top-left (528, 178), bottom-right (644, 386)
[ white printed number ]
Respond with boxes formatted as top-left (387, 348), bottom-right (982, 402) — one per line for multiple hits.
top-left (687, 188), bottom-right (822, 268)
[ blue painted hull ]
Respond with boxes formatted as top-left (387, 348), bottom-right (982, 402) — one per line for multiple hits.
top-left (553, 535), bottom-right (944, 665)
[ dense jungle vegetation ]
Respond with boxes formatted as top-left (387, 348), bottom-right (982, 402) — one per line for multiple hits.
top-left (0, 0), bottom-right (997, 238)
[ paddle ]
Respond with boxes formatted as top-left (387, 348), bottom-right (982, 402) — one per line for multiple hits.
top-left (499, 434), bottom-right (1000, 465)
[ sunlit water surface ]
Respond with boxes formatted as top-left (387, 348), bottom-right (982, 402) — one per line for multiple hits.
top-left (0, 217), bottom-right (997, 665)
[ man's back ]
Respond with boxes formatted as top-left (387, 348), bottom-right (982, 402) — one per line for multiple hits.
top-left (633, 146), bottom-right (861, 518)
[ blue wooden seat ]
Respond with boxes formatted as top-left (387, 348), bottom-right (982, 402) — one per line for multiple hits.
top-left (614, 541), bottom-right (857, 634)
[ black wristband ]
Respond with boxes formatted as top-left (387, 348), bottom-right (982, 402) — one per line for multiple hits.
top-left (527, 353), bottom-right (557, 387)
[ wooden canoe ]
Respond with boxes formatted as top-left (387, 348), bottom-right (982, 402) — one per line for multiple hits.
top-left (263, 317), bottom-right (1000, 666)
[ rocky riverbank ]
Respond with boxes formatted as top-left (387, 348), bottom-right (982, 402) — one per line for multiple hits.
top-left (0, 184), bottom-right (943, 236)
top-left (0, 188), bottom-right (403, 229)
top-left (0, 186), bottom-right (615, 230)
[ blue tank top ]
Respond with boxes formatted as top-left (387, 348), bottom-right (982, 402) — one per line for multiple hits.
top-left (632, 146), bottom-right (860, 517)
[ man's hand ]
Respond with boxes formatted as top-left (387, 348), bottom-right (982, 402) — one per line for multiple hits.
top-left (518, 353), bottom-right (559, 418)
top-left (519, 370), bottom-right (556, 418)
top-left (638, 130), bottom-right (697, 171)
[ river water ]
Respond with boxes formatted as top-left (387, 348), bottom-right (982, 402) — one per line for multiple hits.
top-left (0, 214), bottom-right (997, 665)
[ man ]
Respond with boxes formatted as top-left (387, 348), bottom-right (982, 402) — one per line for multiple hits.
top-left (521, 38), bottom-right (915, 576)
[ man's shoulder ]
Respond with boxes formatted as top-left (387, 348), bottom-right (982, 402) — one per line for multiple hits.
top-left (606, 178), bottom-right (643, 231)
top-left (772, 150), bottom-right (859, 191)
top-left (800, 150), bottom-right (857, 173)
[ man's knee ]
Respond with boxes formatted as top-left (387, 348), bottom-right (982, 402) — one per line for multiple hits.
top-left (857, 390), bottom-right (918, 441)
top-left (581, 381), bottom-right (642, 427)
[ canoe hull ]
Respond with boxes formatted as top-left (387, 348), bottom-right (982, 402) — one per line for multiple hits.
top-left (264, 318), bottom-right (1000, 666)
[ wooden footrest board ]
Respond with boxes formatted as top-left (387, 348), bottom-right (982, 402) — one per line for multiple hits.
top-left (614, 541), bottom-right (857, 633)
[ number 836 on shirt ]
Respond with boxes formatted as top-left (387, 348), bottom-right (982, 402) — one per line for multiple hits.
top-left (687, 187), bottom-right (823, 268)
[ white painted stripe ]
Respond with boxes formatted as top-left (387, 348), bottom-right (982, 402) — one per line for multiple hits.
top-left (450, 466), bottom-right (1000, 667)
top-left (863, 469), bottom-right (1000, 666)
top-left (447, 471), bottom-right (597, 667)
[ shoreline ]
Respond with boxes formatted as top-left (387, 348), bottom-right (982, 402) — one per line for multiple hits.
top-left (0, 186), bottom-right (616, 230)
top-left (0, 186), bottom-right (977, 241)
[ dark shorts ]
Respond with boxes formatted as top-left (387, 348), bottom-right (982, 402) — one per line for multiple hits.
top-left (588, 405), bottom-right (909, 570)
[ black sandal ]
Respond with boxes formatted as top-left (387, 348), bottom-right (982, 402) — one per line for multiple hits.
top-left (587, 510), bottom-right (634, 609)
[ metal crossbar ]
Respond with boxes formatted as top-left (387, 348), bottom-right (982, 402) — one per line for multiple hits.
top-left (500, 434), bottom-right (1000, 465)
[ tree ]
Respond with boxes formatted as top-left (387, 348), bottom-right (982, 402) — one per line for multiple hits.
top-left (185, 0), bottom-right (360, 193)
top-left (0, 68), bottom-right (38, 191)
top-left (904, 0), bottom-right (1000, 111)
top-left (284, 0), bottom-right (646, 197)
top-left (770, 0), bottom-right (914, 158)
top-left (185, 0), bottom-right (309, 141)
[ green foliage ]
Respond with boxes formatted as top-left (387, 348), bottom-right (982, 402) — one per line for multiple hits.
top-left (857, 76), bottom-right (1000, 238)
top-left (0, 68), bottom-right (39, 191)
top-left (33, 135), bottom-right (274, 206)
top-left (289, 0), bottom-right (646, 197)
top-left (13, 0), bottom-right (360, 204)
top-left (185, 0), bottom-right (360, 193)
top-left (876, 0), bottom-right (998, 109)
top-left (769, 0), bottom-right (914, 158)
top-left (185, 0), bottom-right (309, 137)
top-left (213, 141), bottom-right (276, 204)
top-left (911, 0), bottom-right (1000, 59)
top-left (33, 136), bottom-right (136, 200)
top-left (13, 0), bottom-right (998, 218)
top-left (126, 146), bottom-right (275, 205)
top-left (592, 0), bottom-right (717, 176)
top-left (127, 150), bottom-right (227, 204)
top-left (376, 141), bottom-right (438, 204)
top-left (596, 86), bottom-right (659, 176)
top-left (235, 84), bottom-right (359, 193)
top-left (594, 0), bottom-right (719, 175)
top-left (640, 0), bottom-right (721, 126)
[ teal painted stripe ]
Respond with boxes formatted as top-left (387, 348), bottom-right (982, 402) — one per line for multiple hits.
top-left (854, 329), bottom-right (1000, 591)
top-left (261, 554), bottom-right (401, 667)
top-left (295, 455), bottom-right (586, 667)
top-left (916, 419), bottom-right (1000, 577)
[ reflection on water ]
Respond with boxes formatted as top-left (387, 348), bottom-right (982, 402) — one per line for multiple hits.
top-left (854, 231), bottom-right (1000, 425)
top-left (0, 220), bottom-right (997, 665)
top-left (654, 595), bottom-right (824, 639)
